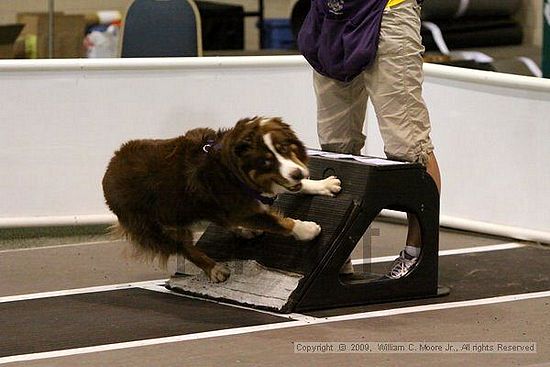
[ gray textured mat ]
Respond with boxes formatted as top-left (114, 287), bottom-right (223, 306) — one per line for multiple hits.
top-left (168, 260), bottom-right (304, 311)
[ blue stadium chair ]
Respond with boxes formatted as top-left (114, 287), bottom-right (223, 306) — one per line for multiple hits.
top-left (121, 0), bottom-right (203, 57)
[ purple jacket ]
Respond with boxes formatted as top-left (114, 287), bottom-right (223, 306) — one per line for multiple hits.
top-left (298, 0), bottom-right (387, 82)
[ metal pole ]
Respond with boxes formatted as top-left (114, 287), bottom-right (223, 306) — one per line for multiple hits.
top-left (543, 0), bottom-right (550, 78)
top-left (48, 0), bottom-right (55, 58)
top-left (258, 0), bottom-right (264, 49)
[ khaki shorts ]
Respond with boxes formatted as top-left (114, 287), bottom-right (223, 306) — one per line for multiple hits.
top-left (313, 0), bottom-right (434, 165)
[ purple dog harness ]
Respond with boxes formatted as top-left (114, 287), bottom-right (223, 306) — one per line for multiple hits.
top-left (298, 0), bottom-right (388, 82)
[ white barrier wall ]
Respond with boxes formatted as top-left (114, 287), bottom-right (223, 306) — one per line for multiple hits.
top-left (365, 64), bottom-right (550, 242)
top-left (0, 57), bottom-right (318, 225)
top-left (1, 56), bottom-right (549, 242)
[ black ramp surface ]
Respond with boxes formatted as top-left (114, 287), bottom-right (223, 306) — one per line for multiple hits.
top-left (309, 246), bottom-right (550, 317)
top-left (0, 288), bottom-right (289, 357)
top-left (196, 193), bottom-right (358, 274)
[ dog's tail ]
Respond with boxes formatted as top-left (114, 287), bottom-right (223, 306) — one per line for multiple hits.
top-left (107, 222), bottom-right (128, 240)
top-left (109, 220), bottom-right (172, 269)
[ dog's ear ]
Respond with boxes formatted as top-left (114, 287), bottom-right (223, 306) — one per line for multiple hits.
top-left (233, 133), bottom-right (254, 157)
top-left (235, 117), bottom-right (256, 128)
top-left (232, 117), bottom-right (259, 157)
top-left (234, 141), bottom-right (251, 157)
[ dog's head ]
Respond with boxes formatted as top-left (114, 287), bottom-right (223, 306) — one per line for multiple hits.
top-left (224, 117), bottom-right (309, 194)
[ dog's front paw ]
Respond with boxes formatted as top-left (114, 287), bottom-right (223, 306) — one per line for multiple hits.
top-left (208, 263), bottom-right (230, 283)
top-left (319, 176), bottom-right (342, 196)
top-left (291, 220), bottom-right (321, 241)
top-left (301, 176), bottom-right (341, 197)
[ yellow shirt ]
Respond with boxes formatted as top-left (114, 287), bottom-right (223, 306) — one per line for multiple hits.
top-left (387, 0), bottom-right (406, 7)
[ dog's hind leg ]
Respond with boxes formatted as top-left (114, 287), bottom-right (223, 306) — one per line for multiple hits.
top-left (166, 227), bottom-right (230, 283)
top-left (117, 216), bottom-right (180, 268)
top-left (118, 216), bottom-right (229, 282)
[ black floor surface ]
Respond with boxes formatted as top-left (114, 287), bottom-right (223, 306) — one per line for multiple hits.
top-left (0, 288), bottom-right (288, 357)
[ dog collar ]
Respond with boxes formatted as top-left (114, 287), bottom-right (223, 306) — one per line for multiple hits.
top-left (202, 140), bottom-right (222, 153)
top-left (238, 184), bottom-right (277, 206)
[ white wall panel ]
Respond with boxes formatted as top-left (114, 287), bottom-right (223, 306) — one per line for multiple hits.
top-left (0, 57), bottom-right (549, 241)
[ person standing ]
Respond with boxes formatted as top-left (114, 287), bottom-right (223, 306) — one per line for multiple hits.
top-left (298, 0), bottom-right (441, 278)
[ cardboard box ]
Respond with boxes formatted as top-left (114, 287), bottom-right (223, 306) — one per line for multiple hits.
top-left (0, 24), bottom-right (24, 59)
top-left (17, 12), bottom-right (86, 58)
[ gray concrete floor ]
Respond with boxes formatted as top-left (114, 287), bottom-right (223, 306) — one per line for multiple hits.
top-left (7, 298), bottom-right (547, 367)
top-left (0, 220), bottom-right (548, 367)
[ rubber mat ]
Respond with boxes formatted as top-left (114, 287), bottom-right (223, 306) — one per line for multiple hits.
top-left (0, 288), bottom-right (289, 357)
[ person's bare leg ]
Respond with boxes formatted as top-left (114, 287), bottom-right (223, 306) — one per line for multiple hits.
top-left (406, 152), bottom-right (441, 249)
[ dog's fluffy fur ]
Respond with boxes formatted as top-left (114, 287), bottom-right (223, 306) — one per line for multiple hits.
top-left (102, 117), bottom-right (341, 282)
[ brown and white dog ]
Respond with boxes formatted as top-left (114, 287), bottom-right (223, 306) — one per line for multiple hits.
top-left (102, 117), bottom-right (341, 282)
